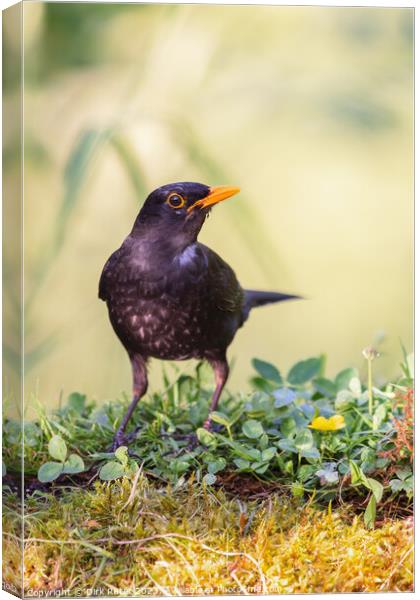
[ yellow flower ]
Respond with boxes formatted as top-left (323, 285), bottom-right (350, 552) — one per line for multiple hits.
top-left (309, 415), bottom-right (345, 431)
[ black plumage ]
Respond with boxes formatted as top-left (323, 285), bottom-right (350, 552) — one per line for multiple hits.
top-left (99, 182), bottom-right (299, 447)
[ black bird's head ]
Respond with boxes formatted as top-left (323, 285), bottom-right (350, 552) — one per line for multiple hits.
top-left (132, 182), bottom-right (240, 247)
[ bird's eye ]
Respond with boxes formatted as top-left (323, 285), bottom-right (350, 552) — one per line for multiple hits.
top-left (167, 193), bottom-right (186, 209)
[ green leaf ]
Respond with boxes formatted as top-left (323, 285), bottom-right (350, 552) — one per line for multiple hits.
top-left (2, 461), bottom-right (6, 477)
top-left (245, 393), bottom-right (273, 417)
top-left (242, 419), bottom-right (264, 439)
top-left (366, 478), bottom-right (383, 503)
top-left (4, 421), bottom-right (21, 444)
top-left (280, 417), bottom-right (297, 438)
top-left (233, 458), bottom-right (250, 470)
top-left (89, 451), bottom-right (116, 460)
top-left (389, 479), bottom-right (404, 493)
top-left (349, 460), bottom-right (370, 487)
top-left (313, 378), bottom-right (337, 398)
top-left (209, 411), bottom-right (231, 428)
top-left (272, 388), bottom-right (296, 407)
top-left (294, 429), bottom-right (314, 452)
top-left (375, 457), bottom-right (389, 469)
top-left (372, 387), bottom-right (395, 400)
top-left (373, 404), bottom-right (387, 429)
top-left (247, 448), bottom-right (262, 460)
top-left (300, 447), bottom-right (320, 460)
top-left (203, 473), bottom-right (217, 485)
top-left (226, 440), bottom-right (260, 461)
top-left (277, 438), bottom-right (297, 453)
top-left (349, 460), bottom-right (362, 484)
top-left (38, 462), bottom-right (64, 483)
top-left (364, 494), bottom-right (376, 529)
top-left (62, 454), bottom-right (85, 475)
top-left (128, 459), bottom-right (139, 475)
top-left (335, 368), bottom-right (358, 391)
top-left (349, 377), bottom-right (362, 396)
top-left (48, 435), bottom-right (67, 462)
top-left (226, 407), bottom-right (244, 428)
top-left (403, 479), bottom-right (413, 498)
top-left (261, 447), bottom-right (277, 462)
top-left (169, 460), bottom-right (190, 474)
top-left (300, 403), bottom-right (315, 420)
top-left (335, 390), bottom-right (354, 410)
top-left (250, 376), bottom-right (273, 392)
top-left (23, 422), bottom-right (42, 447)
top-left (115, 446), bottom-right (129, 466)
top-left (395, 467), bottom-right (412, 481)
top-left (284, 460), bottom-right (294, 474)
top-left (252, 358), bottom-right (282, 384)
top-left (297, 464), bottom-right (316, 482)
top-left (99, 461), bottom-right (125, 481)
top-left (259, 433), bottom-right (269, 450)
top-left (287, 358), bottom-right (321, 385)
top-left (207, 458), bottom-right (226, 474)
top-left (67, 392), bottom-right (86, 412)
top-left (251, 461), bottom-right (270, 474)
top-left (196, 428), bottom-right (216, 446)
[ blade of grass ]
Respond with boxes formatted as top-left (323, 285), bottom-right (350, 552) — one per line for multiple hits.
top-left (27, 128), bottom-right (109, 313)
top-left (109, 132), bottom-right (148, 202)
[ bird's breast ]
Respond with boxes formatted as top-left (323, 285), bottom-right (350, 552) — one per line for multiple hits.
top-left (108, 291), bottom-right (231, 360)
top-left (104, 241), bottom-right (242, 359)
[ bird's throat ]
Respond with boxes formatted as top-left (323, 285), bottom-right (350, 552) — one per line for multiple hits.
top-left (176, 243), bottom-right (200, 267)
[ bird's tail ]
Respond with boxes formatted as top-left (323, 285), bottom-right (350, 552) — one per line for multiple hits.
top-left (242, 289), bottom-right (301, 321)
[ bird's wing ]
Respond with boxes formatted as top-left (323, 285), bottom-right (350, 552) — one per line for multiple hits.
top-left (200, 244), bottom-right (244, 314)
top-left (98, 248), bottom-right (122, 301)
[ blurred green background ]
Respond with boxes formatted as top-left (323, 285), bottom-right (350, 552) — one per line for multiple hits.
top-left (3, 3), bottom-right (413, 411)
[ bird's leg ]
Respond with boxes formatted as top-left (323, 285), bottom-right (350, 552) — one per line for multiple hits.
top-left (203, 357), bottom-right (229, 431)
top-left (112, 354), bottom-right (147, 450)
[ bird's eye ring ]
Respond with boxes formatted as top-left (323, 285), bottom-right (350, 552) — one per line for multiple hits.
top-left (167, 193), bottom-right (186, 209)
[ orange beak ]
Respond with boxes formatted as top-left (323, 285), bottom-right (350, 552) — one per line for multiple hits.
top-left (188, 185), bottom-right (240, 213)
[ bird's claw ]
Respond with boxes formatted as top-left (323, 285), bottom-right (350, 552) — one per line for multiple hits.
top-left (110, 435), bottom-right (127, 452)
top-left (185, 433), bottom-right (199, 451)
top-left (202, 420), bottom-right (223, 433)
top-left (110, 428), bottom-right (139, 452)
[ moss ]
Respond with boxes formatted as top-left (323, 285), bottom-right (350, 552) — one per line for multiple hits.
top-left (2, 357), bottom-right (414, 594)
top-left (3, 477), bottom-right (413, 595)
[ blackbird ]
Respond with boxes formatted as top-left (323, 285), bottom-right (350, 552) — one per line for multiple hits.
top-left (99, 182), bottom-right (299, 448)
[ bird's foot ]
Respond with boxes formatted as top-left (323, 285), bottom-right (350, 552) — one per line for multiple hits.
top-left (185, 433), bottom-right (199, 451)
top-left (110, 433), bottom-right (127, 452)
top-left (203, 418), bottom-right (212, 431)
top-left (202, 419), bottom-right (224, 433)
top-left (110, 428), bottom-right (139, 452)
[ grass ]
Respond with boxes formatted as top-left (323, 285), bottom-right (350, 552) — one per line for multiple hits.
top-left (2, 351), bottom-right (414, 595)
